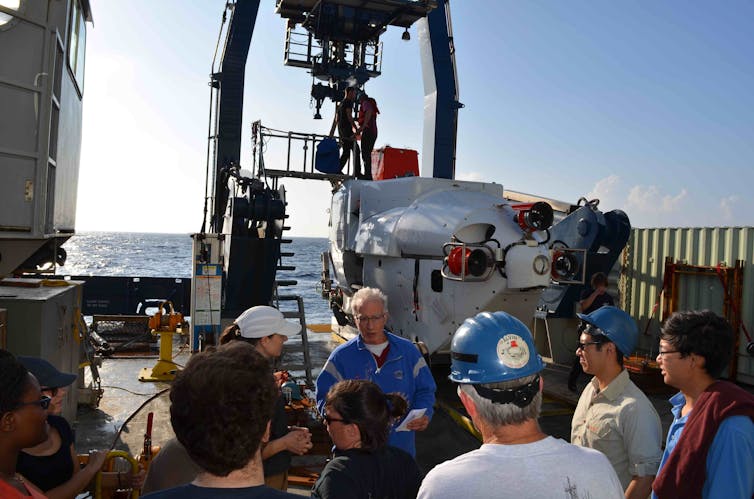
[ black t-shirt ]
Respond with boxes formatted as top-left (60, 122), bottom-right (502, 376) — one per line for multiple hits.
top-left (337, 99), bottom-right (354, 138)
top-left (141, 483), bottom-right (300, 499)
top-left (263, 394), bottom-right (290, 476)
top-left (312, 446), bottom-right (421, 499)
top-left (579, 287), bottom-right (615, 315)
top-left (17, 415), bottom-right (75, 492)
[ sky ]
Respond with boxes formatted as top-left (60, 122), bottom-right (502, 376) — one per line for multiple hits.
top-left (76, 1), bottom-right (754, 237)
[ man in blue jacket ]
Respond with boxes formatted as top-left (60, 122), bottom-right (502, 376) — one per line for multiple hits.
top-left (316, 287), bottom-right (436, 457)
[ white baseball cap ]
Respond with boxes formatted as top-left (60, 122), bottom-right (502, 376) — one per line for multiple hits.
top-left (234, 306), bottom-right (301, 339)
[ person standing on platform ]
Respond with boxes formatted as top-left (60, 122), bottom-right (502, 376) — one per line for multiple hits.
top-left (315, 287), bottom-right (436, 457)
top-left (652, 310), bottom-right (754, 499)
top-left (570, 306), bottom-right (662, 498)
top-left (337, 87), bottom-right (359, 176)
top-left (356, 92), bottom-right (378, 180)
top-left (569, 271), bottom-right (615, 391)
top-left (417, 312), bottom-right (624, 499)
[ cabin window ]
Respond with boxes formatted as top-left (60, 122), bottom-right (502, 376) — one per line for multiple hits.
top-left (0, 0), bottom-right (22, 29)
top-left (67, 0), bottom-right (87, 93)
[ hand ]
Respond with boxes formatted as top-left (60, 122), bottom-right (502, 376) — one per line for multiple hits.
top-left (131, 468), bottom-right (146, 490)
top-left (285, 427), bottom-right (312, 455)
top-left (405, 415), bottom-right (430, 432)
top-left (273, 371), bottom-right (289, 386)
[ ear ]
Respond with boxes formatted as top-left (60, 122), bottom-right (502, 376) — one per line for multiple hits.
top-left (458, 388), bottom-right (477, 419)
top-left (0, 411), bottom-right (16, 432)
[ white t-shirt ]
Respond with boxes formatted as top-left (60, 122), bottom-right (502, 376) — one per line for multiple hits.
top-left (418, 436), bottom-right (624, 499)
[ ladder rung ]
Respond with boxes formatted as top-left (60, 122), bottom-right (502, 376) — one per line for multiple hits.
top-left (281, 252), bottom-right (295, 257)
top-left (276, 295), bottom-right (299, 301)
top-left (281, 239), bottom-right (293, 244)
top-left (282, 363), bottom-right (307, 370)
top-left (282, 226), bottom-right (291, 231)
top-left (277, 265), bottom-right (296, 271)
top-left (276, 280), bottom-right (298, 286)
top-left (282, 311), bottom-right (303, 319)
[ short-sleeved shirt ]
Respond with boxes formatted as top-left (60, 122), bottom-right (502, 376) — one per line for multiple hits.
top-left (579, 287), bottom-right (614, 314)
top-left (571, 369), bottom-right (662, 489)
top-left (417, 436), bottom-right (624, 499)
top-left (263, 394), bottom-right (290, 476)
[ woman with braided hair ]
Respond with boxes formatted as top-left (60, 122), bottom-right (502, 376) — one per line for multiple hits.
top-left (312, 379), bottom-right (421, 499)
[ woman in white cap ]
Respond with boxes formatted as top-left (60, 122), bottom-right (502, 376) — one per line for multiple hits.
top-left (15, 356), bottom-right (109, 499)
top-left (219, 306), bottom-right (313, 491)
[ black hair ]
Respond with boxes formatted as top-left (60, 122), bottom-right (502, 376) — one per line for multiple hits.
top-left (0, 349), bottom-right (31, 414)
top-left (325, 380), bottom-right (407, 451)
top-left (169, 342), bottom-right (277, 476)
top-left (660, 310), bottom-right (733, 378)
top-left (590, 272), bottom-right (608, 288)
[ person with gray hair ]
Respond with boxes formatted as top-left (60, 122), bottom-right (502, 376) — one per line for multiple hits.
top-left (418, 312), bottom-right (624, 499)
top-left (315, 287), bottom-right (436, 457)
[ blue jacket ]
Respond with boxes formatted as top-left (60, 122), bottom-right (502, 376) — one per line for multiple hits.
top-left (316, 332), bottom-right (437, 457)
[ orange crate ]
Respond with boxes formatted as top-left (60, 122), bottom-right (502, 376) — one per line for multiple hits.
top-left (371, 147), bottom-right (419, 180)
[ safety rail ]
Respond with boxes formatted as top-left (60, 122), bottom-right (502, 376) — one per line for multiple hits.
top-left (251, 121), bottom-right (358, 184)
top-left (283, 27), bottom-right (382, 77)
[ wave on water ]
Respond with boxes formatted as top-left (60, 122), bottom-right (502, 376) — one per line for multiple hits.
top-left (58, 232), bottom-right (334, 323)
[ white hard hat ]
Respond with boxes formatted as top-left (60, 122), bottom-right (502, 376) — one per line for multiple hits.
top-left (234, 306), bottom-right (301, 339)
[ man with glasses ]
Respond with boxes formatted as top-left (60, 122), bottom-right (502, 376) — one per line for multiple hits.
top-left (569, 272), bottom-right (615, 391)
top-left (315, 287), bottom-right (436, 457)
top-left (652, 310), bottom-right (754, 499)
top-left (571, 306), bottom-right (662, 499)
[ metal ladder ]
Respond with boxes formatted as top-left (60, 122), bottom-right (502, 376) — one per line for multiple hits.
top-left (272, 236), bottom-right (314, 388)
top-left (274, 292), bottom-right (314, 388)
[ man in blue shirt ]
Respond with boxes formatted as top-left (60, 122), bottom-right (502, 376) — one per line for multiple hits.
top-left (652, 310), bottom-right (754, 499)
top-left (315, 287), bottom-right (436, 457)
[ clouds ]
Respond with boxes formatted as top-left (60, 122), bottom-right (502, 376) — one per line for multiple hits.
top-left (585, 175), bottom-right (749, 228)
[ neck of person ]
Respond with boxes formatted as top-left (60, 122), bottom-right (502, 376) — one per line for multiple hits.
top-left (192, 452), bottom-right (265, 489)
top-left (595, 363), bottom-right (623, 392)
top-left (480, 418), bottom-right (547, 446)
top-left (680, 372), bottom-right (716, 413)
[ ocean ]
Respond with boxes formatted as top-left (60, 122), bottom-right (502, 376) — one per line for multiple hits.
top-left (57, 232), bottom-right (334, 324)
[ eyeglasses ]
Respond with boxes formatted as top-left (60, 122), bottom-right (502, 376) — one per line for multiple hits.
top-left (354, 314), bottom-right (385, 324)
top-left (323, 414), bottom-right (349, 425)
top-left (15, 395), bottom-right (52, 411)
top-left (41, 387), bottom-right (59, 397)
top-left (577, 341), bottom-right (603, 351)
top-left (657, 350), bottom-right (682, 357)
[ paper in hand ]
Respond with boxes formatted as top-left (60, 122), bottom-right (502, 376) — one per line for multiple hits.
top-left (396, 408), bottom-right (427, 432)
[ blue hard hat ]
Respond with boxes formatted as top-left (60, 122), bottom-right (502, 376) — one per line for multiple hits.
top-left (577, 306), bottom-right (638, 357)
top-left (450, 312), bottom-right (545, 384)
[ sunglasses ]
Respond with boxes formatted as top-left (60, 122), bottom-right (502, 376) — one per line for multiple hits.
top-left (322, 414), bottom-right (349, 425)
top-left (16, 395), bottom-right (52, 411)
top-left (577, 341), bottom-right (603, 350)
